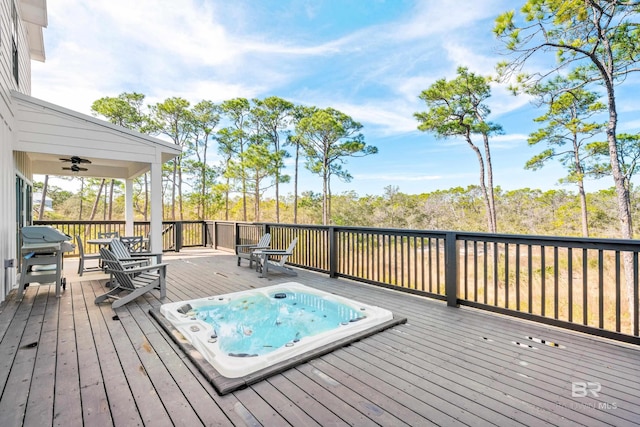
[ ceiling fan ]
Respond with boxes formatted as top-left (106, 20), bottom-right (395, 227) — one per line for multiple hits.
top-left (62, 164), bottom-right (88, 172)
top-left (59, 156), bottom-right (92, 164)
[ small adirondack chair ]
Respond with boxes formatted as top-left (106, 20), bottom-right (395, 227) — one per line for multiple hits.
top-left (236, 233), bottom-right (271, 268)
top-left (255, 237), bottom-right (298, 278)
top-left (95, 248), bottom-right (167, 308)
top-left (110, 238), bottom-right (163, 265)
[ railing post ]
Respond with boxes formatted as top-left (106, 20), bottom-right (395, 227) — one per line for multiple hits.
top-left (329, 226), bottom-right (338, 278)
top-left (175, 222), bottom-right (183, 252)
top-left (445, 231), bottom-right (459, 307)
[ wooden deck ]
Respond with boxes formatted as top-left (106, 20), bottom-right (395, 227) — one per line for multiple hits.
top-left (1, 248), bottom-right (639, 426)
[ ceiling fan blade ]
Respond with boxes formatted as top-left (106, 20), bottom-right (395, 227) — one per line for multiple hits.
top-left (62, 165), bottom-right (88, 172)
top-left (59, 156), bottom-right (92, 164)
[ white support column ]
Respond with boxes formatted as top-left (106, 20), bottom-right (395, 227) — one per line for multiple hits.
top-left (124, 178), bottom-right (134, 236)
top-left (149, 160), bottom-right (163, 255)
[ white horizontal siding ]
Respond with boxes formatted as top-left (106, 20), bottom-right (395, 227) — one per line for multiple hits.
top-left (0, 0), bottom-right (45, 300)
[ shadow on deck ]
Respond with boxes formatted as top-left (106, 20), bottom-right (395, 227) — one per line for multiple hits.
top-left (0, 248), bottom-right (638, 426)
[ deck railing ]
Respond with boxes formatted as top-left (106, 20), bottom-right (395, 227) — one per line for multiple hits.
top-left (212, 221), bottom-right (640, 345)
top-left (34, 220), bottom-right (209, 255)
top-left (34, 219), bottom-right (640, 344)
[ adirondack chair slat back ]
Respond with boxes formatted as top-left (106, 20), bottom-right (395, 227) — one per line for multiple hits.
top-left (100, 248), bottom-right (135, 291)
top-left (258, 233), bottom-right (271, 248)
top-left (275, 238), bottom-right (298, 267)
top-left (286, 238), bottom-right (298, 253)
top-left (110, 239), bottom-right (132, 259)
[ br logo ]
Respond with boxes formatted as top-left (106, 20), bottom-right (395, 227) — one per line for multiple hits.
top-left (572, 382), bottom-right (601, 398)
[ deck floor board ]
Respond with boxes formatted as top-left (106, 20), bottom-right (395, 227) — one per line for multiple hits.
top-left (0, 248), bottom-right (638, 426)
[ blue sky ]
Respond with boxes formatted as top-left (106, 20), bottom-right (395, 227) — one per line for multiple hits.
top-left (32, 0), bottom-right (640, 197)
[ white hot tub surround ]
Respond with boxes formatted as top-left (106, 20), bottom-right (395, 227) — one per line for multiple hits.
top-left (159, 282), bottom-right (394, 378)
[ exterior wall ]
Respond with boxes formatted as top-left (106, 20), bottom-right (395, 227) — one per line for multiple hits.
top-left (0, 0), bottom-right (37, 300)
top-left (1, 121), bottom-right (16, 299)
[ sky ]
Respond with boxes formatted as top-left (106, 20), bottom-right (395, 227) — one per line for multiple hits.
top-left (31, 0), bottom-right (640, 198)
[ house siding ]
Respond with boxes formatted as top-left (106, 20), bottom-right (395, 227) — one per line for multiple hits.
top-left (0, 0), bottom-right (37, 300)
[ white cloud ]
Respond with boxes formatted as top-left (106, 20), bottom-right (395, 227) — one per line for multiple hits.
top-left (332, 101), bottom-right (419, 136)
top-left (391, 0), bottom-right (507, 41)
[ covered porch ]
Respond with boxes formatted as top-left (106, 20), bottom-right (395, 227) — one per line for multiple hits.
top-left (12, 91), bottom-right (181, 255)
top-left (0, 248), bottom-right (637, 426)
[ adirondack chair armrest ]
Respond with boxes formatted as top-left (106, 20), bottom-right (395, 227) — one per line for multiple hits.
top-left (236, 243), bottom-right (256, 249)
top-left (256, 249), bottom-right (289, 255)
top-left (117, 256), bottom-right (148, 262)
top-left (127, 252), bottom-right (163, 264)
top-left (106, 263), bottom-right (168, 276)
top-left (129, 252), bottom-right (162, 257)
top-left (236, 244), bottom-right (269, 252)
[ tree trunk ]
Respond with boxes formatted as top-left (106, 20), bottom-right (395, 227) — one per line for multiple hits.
top-left (328, 175), bottom-right (332, 225)
top-left (605, 87), bottom-right (635, 324)
top-left (242, 172), bottom-right (247, 222)
top-left (465, 134), bottom-right (493, 233)
top-left (89, 179), bottom-right (105, 221)
top-left (224, 158), bottom-right (230, 221)
top-left (79, 178), bottom-right (84, 220)
top-left (294, 142), bottom-right (299, 224)
top-left (178, 163), bottom-right (184, 221)
top-left (200, 164), bottom-right (205, 220)
top-left (201, 138), bottom-right (208, 220)
top-left (103, 182), bottom-right (107, 220)
top-left (108, 179), bottom-right (115, 220)
top-left (38, 175), bottom-right (48, 220)
top-left (143, 173), bottom-right (148, 222)
top-left (241, 142), bottom-right (247, 222)
top-left (572, 137), bottom-right (589, 237)
top-left (322, 161), bottom-right (329, 225)
top-left (481, 132), bottom-right (497, 232)
top-left (171, 161), bottom-right (177, 220)
top-left (275, 169), bottom-right (280, 223)
top-left (577, 178), bottom-right (589, 238)
top-left (253, 172), bottom-right (260, 222)
top-left (224, 178), bottom-right (230, 221)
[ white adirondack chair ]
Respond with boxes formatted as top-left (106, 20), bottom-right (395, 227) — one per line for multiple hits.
top-left (255, 238), bottom-right (298, 278)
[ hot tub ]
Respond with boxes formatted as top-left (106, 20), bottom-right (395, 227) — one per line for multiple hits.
top-left (153, 282), bottom-right (405, 393)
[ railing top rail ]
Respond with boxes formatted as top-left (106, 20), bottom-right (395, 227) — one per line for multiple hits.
top-left (35, 220), bottom-right (127, 225)
top-left (455, 232), bottom-right (640, 251)
top-left (36, 219), bottom-right (640, 251)
top-left (255, 222), bottom-right (640, 249)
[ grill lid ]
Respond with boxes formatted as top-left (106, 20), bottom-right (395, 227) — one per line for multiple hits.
top-left (21, 226), bottom-right (71, 243)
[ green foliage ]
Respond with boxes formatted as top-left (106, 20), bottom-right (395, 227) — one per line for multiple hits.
top-left (415, 67), bottom-right (502, 138)
top-left (296, 107), bottom-right (377, 224)
top-left (91, 92), bottom-right (148, 131)
top-left (525, 80), bottom-right (607, 181)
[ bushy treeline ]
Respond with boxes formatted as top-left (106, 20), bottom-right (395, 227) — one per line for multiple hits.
top-left (326, 185), bottom-right (629, 238)
top-left (38, 177), bottom-right (636, 238)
